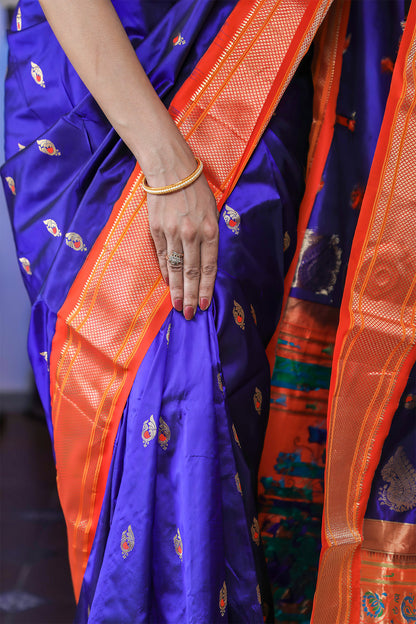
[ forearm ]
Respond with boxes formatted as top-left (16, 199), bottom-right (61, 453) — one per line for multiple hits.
top-left (38, 0), bottom-right (196, 183)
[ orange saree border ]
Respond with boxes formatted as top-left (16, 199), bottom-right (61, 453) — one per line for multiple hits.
top-left (311, 4), bottom-right (416, 623)
top-left (265, 0), bottom-right (350, 372)
top-left (50, 0), bottom-right (334, 599)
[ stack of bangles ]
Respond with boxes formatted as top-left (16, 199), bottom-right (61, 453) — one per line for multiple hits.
top-left (141, 157), bottom-right (204, 269)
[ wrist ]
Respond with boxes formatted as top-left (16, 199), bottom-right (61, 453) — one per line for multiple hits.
top-left (132, 123), bottom-right (197, 187)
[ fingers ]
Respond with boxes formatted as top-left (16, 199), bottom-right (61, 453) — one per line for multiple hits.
top-left (180, 220), bottom-right (217, 319)
top-left (147, 178), bottom-right (218, 320)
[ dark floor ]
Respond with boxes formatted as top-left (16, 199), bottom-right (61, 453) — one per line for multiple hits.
top-left (0, 400), bottom-right (76, 624)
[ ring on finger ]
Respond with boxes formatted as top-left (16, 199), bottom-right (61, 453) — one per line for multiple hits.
top-left (166, 250), bottom-right (184, 268)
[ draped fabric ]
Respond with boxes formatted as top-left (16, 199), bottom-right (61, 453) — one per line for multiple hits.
top-left (1, 0), bottom-right (320, 621)
top-left (258, 1), bottom-right (416, 622)
top-left (2, 1), bottom-right (416, 623)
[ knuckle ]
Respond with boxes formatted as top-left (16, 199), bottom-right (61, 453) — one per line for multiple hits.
top-left (156, 248), bottom-right (167, 260)
top-left (150, 224), bottom-right (163, 240)
top-left (202, 220), bottom-right (218, 241)
top-left (165, 222), bottom-right (178, 238)
top-left (201, 263), bottom-right (217, 277)
top-left (181, 223), bottom-right (197, 243)
top-left (184, 266), bottom-right (201, 280)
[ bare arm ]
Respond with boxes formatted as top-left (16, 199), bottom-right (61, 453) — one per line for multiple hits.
top-left (39, 0), bottom-right (218, 319)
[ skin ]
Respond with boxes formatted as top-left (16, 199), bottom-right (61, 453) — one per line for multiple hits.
top-left (38, 0), bottom-right (219, 320)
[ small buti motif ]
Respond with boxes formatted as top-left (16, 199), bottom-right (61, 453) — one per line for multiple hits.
top-left (18, 143), bottom-right (26, 151)
top-left (350, 184), bottom-right (364, 210)
top-left (40, 351), bottom-right (48, 363)
top-left (65, 232), bottom-right (87, 252)
top-left (231, 423), bottom-right (241, 447)
top-left (158, 417), bottom-right (171, 451)
top-left (378, 447), bottom-right (416, 512)
top-left (43, 219), bottom-right (61, 237)
top-left (223, 204), bottom-right (241, 235)
top-left (173, 33), bottom-right (186, 46)
top-left (19, 257), bottom-right (32, 275)
top-left (256, 584), bottom-right (261, 604)
top-left (235, 473), bottom-right (242, 495)
top-left (31, 61), bottom-right (45, 88)
top-left (166, 323), bottom-right (171, 346)
top-left (251, 517), bottom-right (260, 546)
top-left (219, 581), bottom-right (227, 616)
top-left (250, 304), bottom-right (257, 326)
top-left (233, 300), bottom-right (245, 330)
top-left (283, 231), bottom-right (291, 252)
top-left (37, 139), bottom-right (60, 156)
top-left (142, 415), bottom-right (157, 447)
top-left (380, 57), bottom-right (394, 73)
top-left (16, 7), bottom-right (22, 31)
top-left (253, 388), bottom-right (262, 415)
top-left (120, 524), bottom-right (135, 559)
top-left (5, 176), bottom-right (16, 195)
top-left (174, 528), bottom-right (183, 560)
top-left (404, 394), bottom-right (415, 410)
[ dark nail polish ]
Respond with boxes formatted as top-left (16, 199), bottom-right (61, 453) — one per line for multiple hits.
top-left (200, 297), bottom-right (209, 311)
top-left (184, 306), bottom-right (194, 321)
top-left (174, 299), bottom-right (183, 312)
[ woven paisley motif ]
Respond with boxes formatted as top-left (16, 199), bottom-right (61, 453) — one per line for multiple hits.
top-left (362, 591), bottom-right (387, 618)
top-left (294, 229), bottom-right (342, 296)
top-left (120, 525), bottom-right (135, 559)
top-left (401, 594), bottom-right (416, 622)
top-left (378, 447), bottom-right (416, 512)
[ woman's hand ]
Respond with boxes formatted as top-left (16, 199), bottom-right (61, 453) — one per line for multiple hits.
top-left (147, 164), bottom-right (219, 320)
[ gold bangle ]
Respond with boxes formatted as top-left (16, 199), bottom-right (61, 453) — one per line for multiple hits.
top-left (142, 158), bottom-right (203, 195)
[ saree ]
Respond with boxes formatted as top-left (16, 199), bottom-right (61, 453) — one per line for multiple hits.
top-left (2, 1), bottom-right (416, 624)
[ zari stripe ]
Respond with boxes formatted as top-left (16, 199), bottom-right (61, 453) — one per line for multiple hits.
top-left (50, 0), bottom-right (334, 599)
top-left (363, 519), bottom-right (416, 555)
top-left (312, 5), bottom-right (416, 623)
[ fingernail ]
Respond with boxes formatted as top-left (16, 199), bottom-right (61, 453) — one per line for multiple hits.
top-left (184, 306), bottom-right (194, 321)
top-left (200, 297), bottom-right (210, 311)
top-left (174, 299), bottom-right (183, 312)
top-left (165, 275), bottom-right (169, 286)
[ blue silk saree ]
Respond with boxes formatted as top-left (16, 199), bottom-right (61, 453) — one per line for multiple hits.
top-left (2, 1), bottom-right (416, 623)
top-left (1, 0), bottom-right (327, 621)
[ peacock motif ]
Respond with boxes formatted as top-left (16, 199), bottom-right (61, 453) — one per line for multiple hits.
top-left (378, 447), bottom-right (416, 512)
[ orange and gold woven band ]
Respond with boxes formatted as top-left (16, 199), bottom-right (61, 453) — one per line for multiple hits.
top-left (265, 0), bottom-right (351, 373)
top-left (312, 4), bottom-right (416, 623)
top-left (360, 548), bottom-right (416, 622)
top-left (50, 0), bottom-right (334, 599)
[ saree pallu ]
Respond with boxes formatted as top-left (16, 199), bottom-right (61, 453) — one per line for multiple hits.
top-left (258, 1), bottom-right (416, 622)
top-left (1, 0), bottom-right (333, 622)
